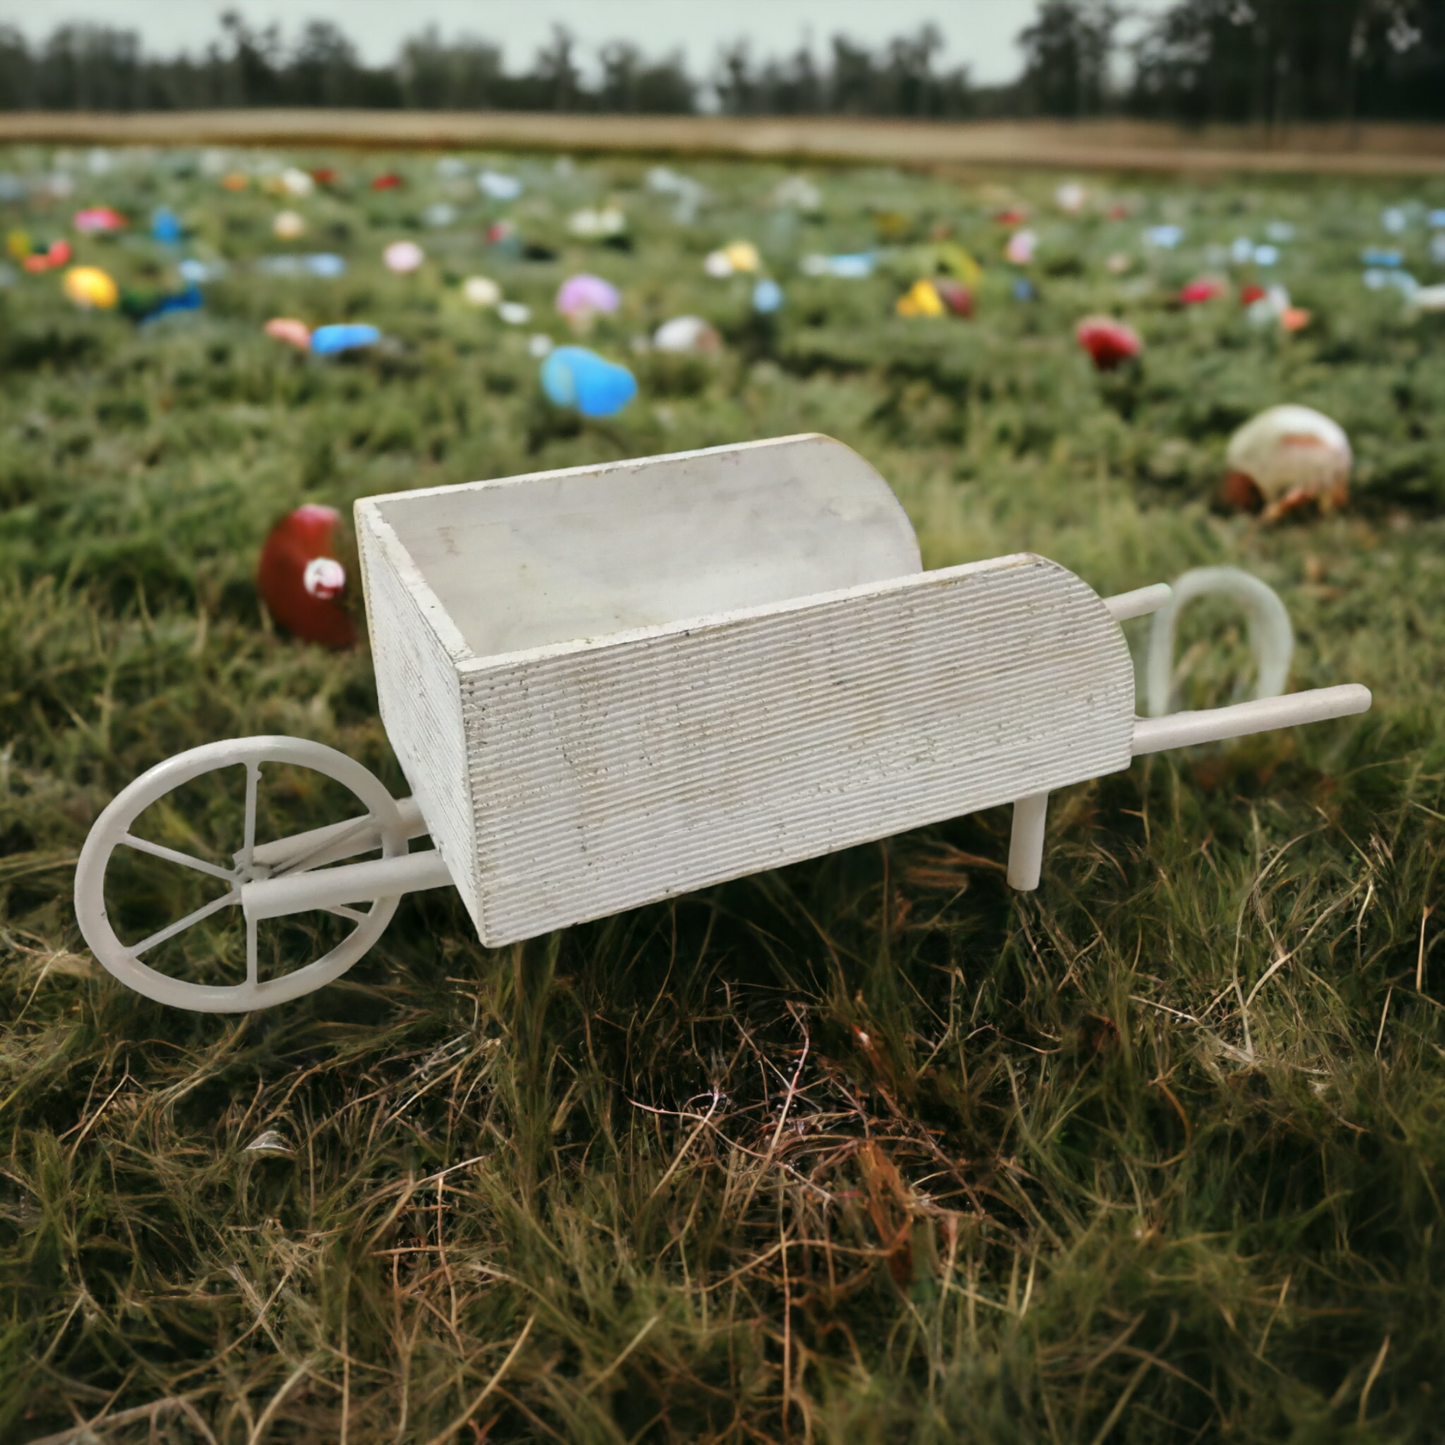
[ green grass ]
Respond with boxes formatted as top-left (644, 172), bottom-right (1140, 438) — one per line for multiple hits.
top-left (1, 146), bottom-right (1444, 1442)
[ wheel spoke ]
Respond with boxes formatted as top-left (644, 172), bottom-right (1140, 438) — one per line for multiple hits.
top-left (242, 762), bottom-right (260, 873)
top-left (132, 890), bottom-right (239, 957)
top-left (119, 833), bottom-right (237, 883)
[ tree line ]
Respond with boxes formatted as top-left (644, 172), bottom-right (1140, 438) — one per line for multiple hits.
top-left (1022, 0), bottom-right (1445, 125)
top-left (1, 2), bottom-right (1442, 123)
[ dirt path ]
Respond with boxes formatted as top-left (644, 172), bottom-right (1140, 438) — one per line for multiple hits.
top-left (2, 110), bottom-right (1443, 175)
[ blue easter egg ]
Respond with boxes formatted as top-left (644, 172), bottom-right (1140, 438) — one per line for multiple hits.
top-left (753, 278), bottom-right (784, 313)
top-left (152, 208), bottom-right (183, 243)
top-left (1011, 277), bottom-right (1036, 301)
top-left (541, 346), bottom-right (637, 418)
top-left (145, 284), bottom-right (202, 321)
top-left (310, 323), bottom-right (381, 355)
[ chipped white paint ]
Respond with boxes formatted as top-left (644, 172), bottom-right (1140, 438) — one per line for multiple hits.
top-left (76, 434), bottom-right (1372, 1011)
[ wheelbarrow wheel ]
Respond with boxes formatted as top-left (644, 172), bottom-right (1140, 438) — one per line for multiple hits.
top-left (74, 736), bottom-right (408, 1013)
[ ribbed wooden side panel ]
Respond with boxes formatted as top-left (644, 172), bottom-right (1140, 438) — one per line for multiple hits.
top-left (355, 512), bottom-right (481, 934)
top-left (460, 554), bottom-right (1135, 945)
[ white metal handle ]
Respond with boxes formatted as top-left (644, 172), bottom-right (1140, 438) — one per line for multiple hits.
top-left (1102, 583), bottom-right (1173, 622)
top-left (1010, 681), bottom-right (1371, 896)
top-left (1146, 567), bottom-right (1294, 718)
top-left (1132, 684), bottom-right (1371, 755)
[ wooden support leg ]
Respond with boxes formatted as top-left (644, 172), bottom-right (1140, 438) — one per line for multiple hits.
top-left (1007, 792), bottom-right (1049, 891)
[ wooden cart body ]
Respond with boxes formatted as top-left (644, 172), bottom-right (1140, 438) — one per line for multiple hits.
top-left (357, 435), bottom-right (1135, 946)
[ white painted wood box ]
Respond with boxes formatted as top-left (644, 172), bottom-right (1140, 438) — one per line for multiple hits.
top-left (355, 434), bottom-right (1138, 946)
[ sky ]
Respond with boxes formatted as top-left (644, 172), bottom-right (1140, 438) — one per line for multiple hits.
top-left (0, 0), bottom-right (1176, 85)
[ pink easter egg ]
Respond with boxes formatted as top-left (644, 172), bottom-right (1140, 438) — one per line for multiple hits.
top-left (383, 240), bottom-right (425, 274)
top-left (264, 317), bottom-right (313, 351)
top-left (556, 273), bottom-right (621, 319)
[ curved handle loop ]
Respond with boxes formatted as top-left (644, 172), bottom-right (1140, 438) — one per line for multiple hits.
top-left (1146, 566), bottom-right (1294, 719)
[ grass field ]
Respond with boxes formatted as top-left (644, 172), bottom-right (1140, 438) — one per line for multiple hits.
top-left (1, 145), bottom-right (1444, 1443)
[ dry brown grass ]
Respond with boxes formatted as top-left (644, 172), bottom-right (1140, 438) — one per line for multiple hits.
top-left (1, 111), bottom-right (1444, 176)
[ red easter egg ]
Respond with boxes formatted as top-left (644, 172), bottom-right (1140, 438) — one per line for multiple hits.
top-left (257, 503), bottom-right (355, 648)
top-left (371, 172), bottom-right (402, 191)
top-left (933, 279), bottom-right (974, 318)
top-left (1179, 276), bottom-right (1228, 305)
top-left (1240, 283), bottom-right (1268, 305)
top-left (1075, 315), bottom-right (1143, 370)
top-left (21, 239), bottom-right (71, 273)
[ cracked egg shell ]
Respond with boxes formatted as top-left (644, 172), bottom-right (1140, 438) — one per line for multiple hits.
top-left (1224, 405), bottom-right (1351, 520)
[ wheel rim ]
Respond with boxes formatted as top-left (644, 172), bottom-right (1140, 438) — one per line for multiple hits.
top-left (74, 736), bottom-right (407, 1012)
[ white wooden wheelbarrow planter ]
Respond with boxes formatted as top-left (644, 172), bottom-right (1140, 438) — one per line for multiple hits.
top-left (74, 435), bottom-right (1371, 1012)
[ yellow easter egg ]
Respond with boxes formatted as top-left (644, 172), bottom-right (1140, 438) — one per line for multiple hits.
top-left (63, 265), bottom-right (119, 310)
top-left (723, 240), bottom-right (761, 274)
top-left (896, 279), bottom-right (944, 318)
